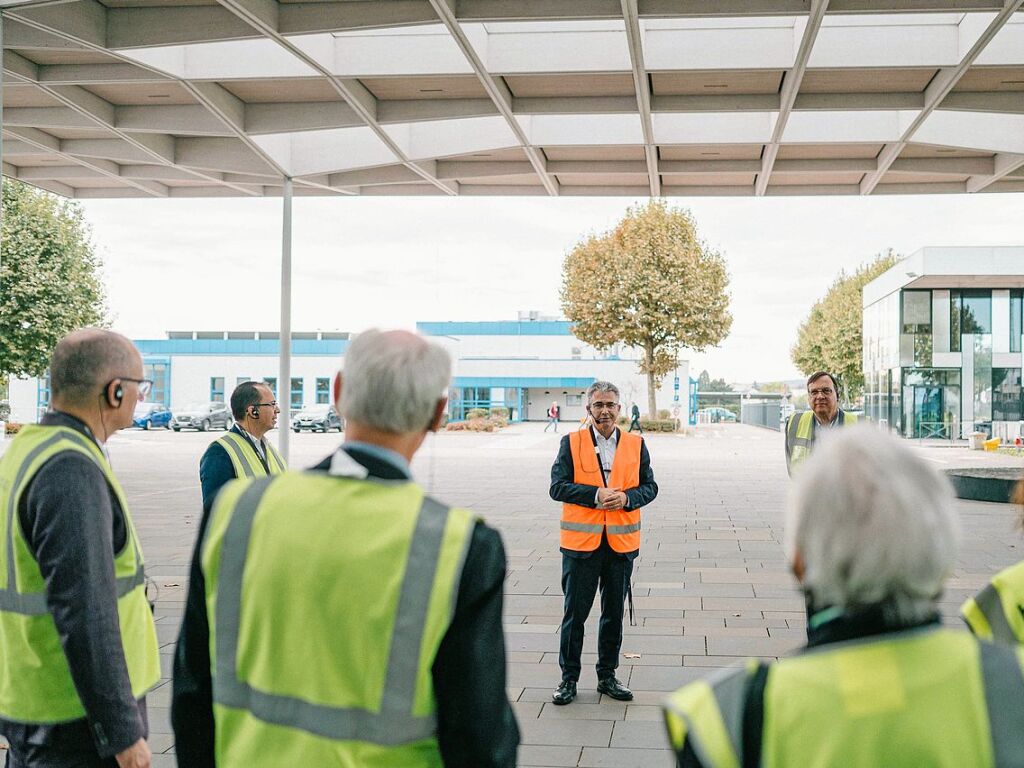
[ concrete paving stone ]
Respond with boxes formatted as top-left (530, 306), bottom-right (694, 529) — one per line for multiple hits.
top-left (625, 704), bottom-right (664, 721)
top-left (150, 756), bottom-right (177, 768)
top-left (541, 652), bottom-right (682, 667)
top-left (726, 617), bottom-right (789, 628)
top-left (634, 596), bottom-right (703, 610)
top-left (514, 701), bottom-right (544, 720)
top-left (619, 635), bottom-right (706, 655)
top-left (683, 609), bottom-right (765, 620)
top-left (540, 702), bottom-right (627, 720)
top-left (707, 636), bottom-right (803, 657)
top-left (517, 745), bottom-right (583, 766)
top-left (578, 747), bottom-right (676, 767)
top-left (702, 597), bottom-right (805, 612)
top-left (510, 651), bottom-right (546, 663)
top-left (147, 733), bottom-right (175, 754)
top-left (509, 663), bottom-right (566, 688)
top-left (683, 655), bottom-right (758, 668)
top-left (611, 720), bottom-right (672, 750)
top-left (519, 718), bottom-right (614, 747)
top-left (627, 665), bottom-right (718, 692)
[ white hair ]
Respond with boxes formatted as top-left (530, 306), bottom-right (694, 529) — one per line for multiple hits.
top-left (785, 425), bottom-right (960, 624)
top-left (340, 329), bottom-right (451, 433)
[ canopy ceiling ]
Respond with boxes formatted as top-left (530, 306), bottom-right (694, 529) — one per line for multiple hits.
top-left (2, 0), bottom-right (1023, 199)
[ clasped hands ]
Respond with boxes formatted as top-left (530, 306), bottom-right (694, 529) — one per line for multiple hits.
top-left (597, 487), bottom-right (629, 510)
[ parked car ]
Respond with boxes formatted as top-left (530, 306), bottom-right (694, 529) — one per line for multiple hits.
top-left (292, 404), bottom-right (343, 433)
top-left (172, 402), bottom-right (233, 432)
top-left (698, 406), bottom-right (737, 423)
top-left (133, 402), bottom-right (173, 430)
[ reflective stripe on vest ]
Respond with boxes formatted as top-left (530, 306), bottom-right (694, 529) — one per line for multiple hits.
top-left (210, 476), bottom-right (473, 748)
top-left (962, 561), bottom-right (1024, 645)
top-left (664, 628), bottom-right (1024, 768)
top-left (560, 428), bottom-right (643, 553)
top-left (663, 664), bottom-right (749, 768)
top-left (787, 410), bottom-right (858, 472)
top-left (216, 432), bottom-right (286, 480)
top-left (0, 425), bottom-right (160, 723)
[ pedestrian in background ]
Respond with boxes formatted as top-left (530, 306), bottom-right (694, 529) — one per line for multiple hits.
top-left (172, 329), bottom-right (519, 767)
top-left (545, 401), bottom-right (560, 432)
top-left (0, 329), bottom-right (160, 768)
top-left (784, 371), bottom-right (857, 476)
top-left (628, 402), bottom-right (643, 433)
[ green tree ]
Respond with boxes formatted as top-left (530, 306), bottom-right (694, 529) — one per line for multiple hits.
top-left (791, 250), bottom-right (899, 403)
top-left (1, 180), bottom-right (108, 379)
top-left (561, 200), bottom-right (732, 416)
top-left (698, 369), bottom-right (711, 391)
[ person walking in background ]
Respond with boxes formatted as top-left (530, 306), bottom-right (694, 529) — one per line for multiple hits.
top-left (544, 401), bottom-right (560, 432)
top-left (0, 329), bottom-right (160, 768)
top-left (628, 402), bottom-right (643, 433)
top-left (784, 371), bottom-right (857, 476)
top-left (549, 381), bottom-right (658, 706)
top-left (962, 479), bottom-right (1024, 645)
top-left (172, 329), bottom-right (519, 768)
top-left (664, 426), bottom-right (1024, 767)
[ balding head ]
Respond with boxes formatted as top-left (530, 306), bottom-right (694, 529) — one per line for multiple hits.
top-left (339, 328), bottom-right (450, 434)
top-left (50, 328), bottom-right (141, 408)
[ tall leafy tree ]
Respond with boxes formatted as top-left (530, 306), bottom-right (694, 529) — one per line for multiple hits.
top-left (790, 250), bottom-right (899, 403)
top-left (1, 180), bottom-right (108, 379)
top-left (561, 200), bottom-right (732, 416)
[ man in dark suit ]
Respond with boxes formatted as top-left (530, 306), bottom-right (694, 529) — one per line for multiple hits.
top-left (549, 381), bottom-right (658, 705)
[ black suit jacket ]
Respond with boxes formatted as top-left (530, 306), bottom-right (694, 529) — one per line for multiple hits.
top-left (198, 425), bottom-right (271, 514)
top-left (172, 444), bottom-right (519, 768)
top-left (549, 428), bottom-right (658, 560)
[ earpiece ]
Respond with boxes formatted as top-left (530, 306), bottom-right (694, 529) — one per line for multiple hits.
top-left (114, 384), bottom-right (123, 404)
top-left (250, 406), bottom-right (260, 420)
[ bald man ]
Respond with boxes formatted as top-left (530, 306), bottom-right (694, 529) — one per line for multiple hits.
top-left (0, 329), bottom-right (160, 768)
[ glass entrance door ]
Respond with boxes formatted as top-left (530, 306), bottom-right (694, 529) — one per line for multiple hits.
top-left (912, 386), bottom-right (944, 438)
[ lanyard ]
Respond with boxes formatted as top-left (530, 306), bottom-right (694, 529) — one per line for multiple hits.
top-left (589, 425), bottom-right (614, 487)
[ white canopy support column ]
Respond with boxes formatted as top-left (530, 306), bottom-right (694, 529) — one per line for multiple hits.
top-left (277, 176), bottom-right (292, 462)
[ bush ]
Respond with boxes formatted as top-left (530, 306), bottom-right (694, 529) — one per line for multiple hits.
top-left (657, 409), bottom-right (670, 420)
top-left (638, 418), bottom-right (677, 432)
top-left (465, 408), bottom-right (488, 420)
top-left (489, 406), bottom-right (511, 418)
top-left (445, 415), bottom-right (508, 433)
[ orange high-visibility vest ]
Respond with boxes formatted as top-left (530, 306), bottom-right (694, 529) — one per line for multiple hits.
top-left (561, 428), bottom-right (642, 553)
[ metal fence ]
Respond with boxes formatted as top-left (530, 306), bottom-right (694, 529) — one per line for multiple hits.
top-left (742, 401), bottom-right (783, 431)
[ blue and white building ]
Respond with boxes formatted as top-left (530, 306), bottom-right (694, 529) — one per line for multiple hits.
top-left (8, 318), bottom-right (694, 425)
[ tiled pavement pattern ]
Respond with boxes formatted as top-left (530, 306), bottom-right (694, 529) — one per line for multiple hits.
top-left (1, 422), bottom-right (1021, 767)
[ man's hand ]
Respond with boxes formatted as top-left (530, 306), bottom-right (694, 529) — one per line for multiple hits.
top-left (597, 488), bottom-right (629, 510)
top-left (116, 739), bottom-right (151, 768)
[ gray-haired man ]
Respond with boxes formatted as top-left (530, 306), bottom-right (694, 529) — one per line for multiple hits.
top-left (172, 329), bottom-right (518, 768)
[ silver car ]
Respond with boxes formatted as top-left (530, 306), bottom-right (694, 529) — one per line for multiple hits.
top-left (172, 402), bottom-right (233, 432)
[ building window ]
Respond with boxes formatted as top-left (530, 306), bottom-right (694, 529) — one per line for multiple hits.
top-left (571, 346), bottom-right (581, 360)
top-left (290, 377), bottom-right (303, 409)
top-left (264, 377), bottom-right (277, 398)
top-left (316, 377), bottom-right (330, 404)
top-left (950, 289), bottom-right (961, 352)
top-left (210, 377), bottom-right (225, 403)
top-left (145, 363), bottom-right (169, 405)
top-left (961, 290), bottom-right (992, 335)
top-left (566, 394), bottom-right (582, 406)
top-left (236, 376), bottom-right (249, 388)
top-left (37, 373), bottom-right (51, 418)
top-left (1011, 290), bottom-right (1022, 354)
top-left (993, 368), bottom-right (1022, 422)
top-left (901, 290), bottom-right (932, 367)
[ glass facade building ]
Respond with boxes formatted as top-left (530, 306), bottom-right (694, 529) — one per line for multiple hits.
top-left (864, 257), bottom-right (1024, 440)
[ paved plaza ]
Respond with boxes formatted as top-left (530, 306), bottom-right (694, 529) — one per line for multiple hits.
top-left (3, 422), bottom-right (1021, 767)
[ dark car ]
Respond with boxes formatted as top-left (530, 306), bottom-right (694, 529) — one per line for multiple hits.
top-left (292, 404), bottom-right (343, 433)
top-left (172, 402), bottom-right (233, 432)
top-left (133, 402), bottom-right (173, 430)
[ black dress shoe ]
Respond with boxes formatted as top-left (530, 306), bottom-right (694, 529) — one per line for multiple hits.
top-left (597, 677), bottom-right (633, 701)
top-left (551, 680), bottom-right (577, 705)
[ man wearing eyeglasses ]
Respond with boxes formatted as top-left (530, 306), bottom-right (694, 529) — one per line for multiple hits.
top-left (785, 371), bottom-right (858, 477)
top-left (549, 381), bottom-right (658, 706)
top-left (172, 381), bottom-right (286, 760)
top-left (0, 329), bottom-right (160, 768)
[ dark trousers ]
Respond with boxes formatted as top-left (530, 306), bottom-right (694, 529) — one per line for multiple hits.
top-left (559, 543), bottom-right (634, 683)
top-left (4, 745), bottom-right (116, 768)
top-left (628, 417), bottom-right (643, 433)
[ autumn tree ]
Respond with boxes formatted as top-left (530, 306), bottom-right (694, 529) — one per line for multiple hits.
top-left (790, 250), bottom-right (899, 403)
top-left (561, 200), bottom-right (732, 417)
top-left (1, 180), bottom-right (108, 379)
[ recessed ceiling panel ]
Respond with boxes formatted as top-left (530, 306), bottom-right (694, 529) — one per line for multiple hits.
top-left (361, 76), bottom-right (489, 100)
top-left (653, 112), bottom-right (776, 144)
top-left (953, 66), bottom-right (1024, 92)
top-left (800, 68), bottom-right (937, 93)
top-left (544, 146), bottom-right (646, 161)
top-left (651, 71), bottom-right (783, 96)
top-left (84, 82), bottom-right (196, 106)
top-left (776, 143), bottom-right (882, 159)
top-left (505, 74), bottom-right (635, 98)
top-left (222, 78), bottom-right (341, 103)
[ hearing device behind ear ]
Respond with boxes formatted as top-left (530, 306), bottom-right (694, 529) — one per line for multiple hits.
top-left (109, 382), bottom-right (124, 408)
top-left (250, 406), bottom-right (260, 419)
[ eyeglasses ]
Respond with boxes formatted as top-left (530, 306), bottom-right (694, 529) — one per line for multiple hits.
top-left (121, 378), bottom-right (154, 399)
top-left (808, 387), bottom-right (835, 397)
top-left (590, 401), bottom-right (620, 411)
top-left (255, 401), bottom-right (279, 408)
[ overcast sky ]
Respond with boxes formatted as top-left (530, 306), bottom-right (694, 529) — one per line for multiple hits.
top-left (79, 192), bottom-right (1024, 383)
